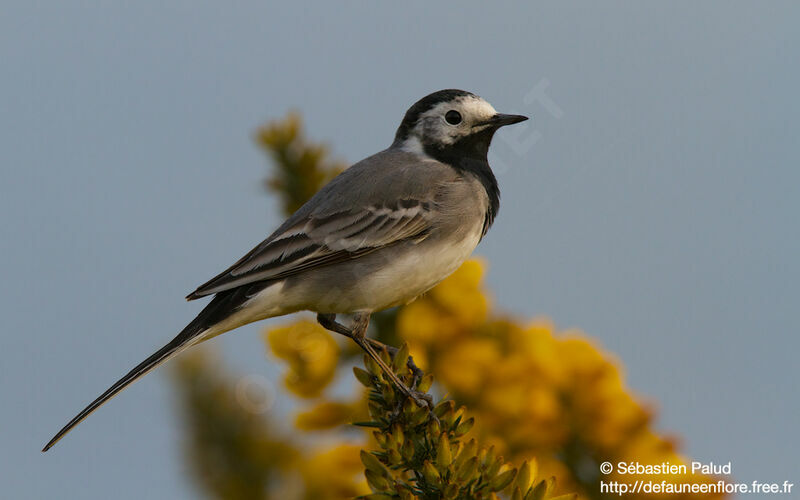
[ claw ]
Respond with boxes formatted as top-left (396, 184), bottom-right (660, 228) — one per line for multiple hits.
top-left (316, 312), bottom-right (438, 424)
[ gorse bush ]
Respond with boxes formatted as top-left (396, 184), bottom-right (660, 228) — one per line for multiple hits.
top-left (353, 346), bottom-right (572, 500)
top-left (171, 113), bottom-right (726, 500)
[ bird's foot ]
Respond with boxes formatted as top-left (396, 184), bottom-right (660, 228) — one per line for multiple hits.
top-left (316, 312), bottom-right (436, 417)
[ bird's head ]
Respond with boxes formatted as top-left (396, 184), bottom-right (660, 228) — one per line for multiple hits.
top-left (393, 89), bottom-right (528, 162)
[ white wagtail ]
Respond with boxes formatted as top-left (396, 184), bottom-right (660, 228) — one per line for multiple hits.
top-left (43, 89), bottom-right (528, 451)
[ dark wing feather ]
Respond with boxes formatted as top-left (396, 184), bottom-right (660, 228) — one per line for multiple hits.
top-left (186, 199), bottom-right (434, 300)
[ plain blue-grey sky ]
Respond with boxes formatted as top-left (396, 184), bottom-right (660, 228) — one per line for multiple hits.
top-left (2, 2), bottom-right (798, 499)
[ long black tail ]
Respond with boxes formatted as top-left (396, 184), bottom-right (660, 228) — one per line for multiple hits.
top-left (42, 281), bottom-right (270, 452)
top-left (41, 329), bottom-right (198, 452)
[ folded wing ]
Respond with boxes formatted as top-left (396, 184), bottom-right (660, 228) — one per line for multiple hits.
top-left (186, 199), bottom-right (434, 299)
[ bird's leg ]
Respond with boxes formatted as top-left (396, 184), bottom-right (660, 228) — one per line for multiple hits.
top-left (372, 341), bottom-right (425, 391)
top-left (347, 313), bottom-right (434, 412)
top-left (316, 313), bottom-right (356, 338)
top-left (362, 337), bottom-right (431, 425)
top-left (361, 338), bottom-right (425, 391)
top-left (370, 340), bottom-right (425, 393)
top-left (316, 313), bottom-right (426, 388)
top-left (316, 313), bottom-right (432, 410)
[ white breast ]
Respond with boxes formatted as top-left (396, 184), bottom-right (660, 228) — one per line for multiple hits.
top-left (352, 222), bottom-right (484, 311)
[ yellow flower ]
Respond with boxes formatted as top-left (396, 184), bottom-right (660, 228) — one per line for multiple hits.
top-left (430, 258), bottom-right (489, 327)
top-left (397, 300), bottom-right (452, 343)
top-left (397, 259), bottom-right (491, 347)
top-left (437, 338), bottom-right (501, 398)
top-left (519, 321), bottom-right (564, 384)
top-left (301, 444), bottom-right (371, 499)
top-left (295, 401), bottom-right (363, 431)
top-left (266, 319), bottom-right (339, 398)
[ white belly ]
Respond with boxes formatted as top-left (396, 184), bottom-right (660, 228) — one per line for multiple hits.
top-left (342, 225), bottom-right (484, 312)
top-left (240, 222), bottom-right (484, 317)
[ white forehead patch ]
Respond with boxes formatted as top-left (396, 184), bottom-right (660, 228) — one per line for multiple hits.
top-left (450, 95), bottom-right (498, 122)
top-left (409, 95), bottom-right (498, 147)
top-left (422, 96), bottom-right (498, 125)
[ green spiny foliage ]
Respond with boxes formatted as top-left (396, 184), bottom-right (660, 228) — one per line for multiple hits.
top-left (353, 346), bottom-right (575, 500)
top-left (173, 352), bottom-right (299, 499)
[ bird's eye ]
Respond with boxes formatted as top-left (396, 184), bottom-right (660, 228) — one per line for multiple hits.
top-left (445, 110), bottom-right (462, 125)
